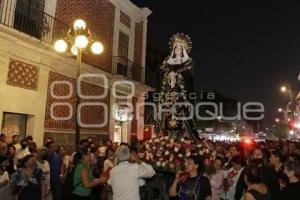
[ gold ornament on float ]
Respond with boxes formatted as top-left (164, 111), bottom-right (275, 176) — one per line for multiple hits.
top-left (168, 119), bottom-right (178, 128)
top-left (169, 33), bottom-right (192, 53)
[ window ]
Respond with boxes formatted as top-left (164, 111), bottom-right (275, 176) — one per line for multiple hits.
top-left (117, 32), bottom-right (130, 76)
top-left (14, 0), bottom-right (45, 38)
top-left (1, 112), bottom-right (27, 141)
top-left (118, 31), bottom-right (129, 59)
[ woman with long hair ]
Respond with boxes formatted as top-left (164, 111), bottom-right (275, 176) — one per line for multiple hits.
top-left (56, 146), bottom-right (70, 181)
top-left (7, 144), bottom-right (16, 174)
top-left (269, 149), bottom-right (288, 190)
top-left (169, 155), bottom-right (212, 200)
top-left (72, 149), bottom-right (107, 200)
top-left (207, 157), bottom-right (224, 200)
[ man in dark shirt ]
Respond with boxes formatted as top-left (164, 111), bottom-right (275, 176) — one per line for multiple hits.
top-left (251, 148), bottom-right (281, 200)
top-left (282, 161), bottom-right (300, 200)
top-left (234, 167), bottom-right (246, 200)
top-left (47, 141), bottom-right (62, 200)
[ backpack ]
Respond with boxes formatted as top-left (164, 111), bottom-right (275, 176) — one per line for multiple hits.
top-left (62, 164), bottom-right (81, 199)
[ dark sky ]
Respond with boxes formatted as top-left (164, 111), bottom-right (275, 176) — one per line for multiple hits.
top-left (131, 0), bottom-right (300, 127)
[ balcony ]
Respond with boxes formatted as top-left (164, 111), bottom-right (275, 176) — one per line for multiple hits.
top-left (0, 0), bottom-right (68, 45)
top-left (0, 1), bottom-right (148, 85)
top-left (112, 56), bottom-right (144, 83)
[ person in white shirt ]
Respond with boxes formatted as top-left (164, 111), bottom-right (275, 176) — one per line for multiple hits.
top-left (221, 155), bottom-right (245, 200)
top-left (14, 139), bottom-right (30, 167)
top-left (12, 135), bottom-right (21, 152)
top-left (208, 157), bottom-right (224, 200)
top-left (108, 145), bottom-right (155, 200)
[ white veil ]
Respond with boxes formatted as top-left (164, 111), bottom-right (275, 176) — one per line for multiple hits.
top-left (167, 45), bottom-right (190, 65)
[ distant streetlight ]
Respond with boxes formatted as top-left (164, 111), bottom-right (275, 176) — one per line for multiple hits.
top-left (275, 118), bottom-right (280, 123)
top-left (281, 86), bottom-right (287, 92)
top-left (54, 19), bottom-right (104, 148)
top-left (278, 108), bottom-right (283, 112)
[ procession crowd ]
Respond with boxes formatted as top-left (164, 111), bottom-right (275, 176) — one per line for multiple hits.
top-left (0, 133), bottom-right (299, 200)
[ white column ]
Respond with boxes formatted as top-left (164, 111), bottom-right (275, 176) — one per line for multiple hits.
top-left (136, 95), bottom-right (145, 140)
top-left (112, 4), bottom-right (121, 74)
top-left (44, 0), bottom-right (57, 16)
top-left (128, 19), bottom-right (135, 61)
top-left (0, 111), bottom-right (2, 131)
top-left (0, 0), bottom-right (16, 26)
top-left (109, 91), bottom-right (116, 141)
top-left (141, 19), bottom-right (148, 83)
top-left (122, 121), bottom-right (128, 143)
top-left (43, 0), bottom-right (57, 43)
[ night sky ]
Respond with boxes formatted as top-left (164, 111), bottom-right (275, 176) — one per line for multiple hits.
top-left (131, 0), bottom-right (300, 127)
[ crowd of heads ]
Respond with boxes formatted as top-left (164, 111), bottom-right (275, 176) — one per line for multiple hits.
top-left (0, 132), bottom-right (300, 200)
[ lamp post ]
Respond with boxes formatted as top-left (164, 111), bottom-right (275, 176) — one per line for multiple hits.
top-left (54, 19), bottom-right (104, 148)
top-left (280, 85), bottom-right (296, 138)
top-left (280, 86), bottom-right (293, 106)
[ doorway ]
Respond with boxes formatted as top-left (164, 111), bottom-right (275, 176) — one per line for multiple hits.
top-left (1, 112), bottom-right (27, 142)
top-left (114, 123), bottom-right (122, 144)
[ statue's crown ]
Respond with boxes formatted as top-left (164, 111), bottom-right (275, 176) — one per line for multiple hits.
top-left (169, 33), bottom-right (192, 53)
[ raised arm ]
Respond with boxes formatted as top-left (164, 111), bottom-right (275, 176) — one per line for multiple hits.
top-left (169, 174), bottom-right (180, 197)
top-left (80, 168), bottom-right (107, 188)
top-left (137, 162), bottom-right (155, 178)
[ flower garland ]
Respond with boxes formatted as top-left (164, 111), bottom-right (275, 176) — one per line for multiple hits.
top-left (138, 135), bottom-right (203, 173)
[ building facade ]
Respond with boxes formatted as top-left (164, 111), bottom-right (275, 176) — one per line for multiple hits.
top-left (0, 0), bottom-right (152, 149)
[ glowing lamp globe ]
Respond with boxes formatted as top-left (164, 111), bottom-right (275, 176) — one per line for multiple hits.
top-left (75, 35), bottom-right (88, 48)
top-left (71, 45), bottom-right (78, 56)
top-left (73, 19), bottom-right (86, 30)
top-left (91, 41), bottom-right (104, 54)
top-left (54, 39), bottom-right (67, 53)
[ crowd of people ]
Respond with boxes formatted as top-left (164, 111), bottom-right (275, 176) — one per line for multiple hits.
top-left (0, 132), bottom-right (299, 200)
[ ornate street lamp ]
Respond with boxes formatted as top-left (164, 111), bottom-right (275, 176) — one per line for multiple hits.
top-left (54, 19), bottom-right (104, 148)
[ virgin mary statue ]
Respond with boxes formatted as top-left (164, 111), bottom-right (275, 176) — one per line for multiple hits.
top-left (157, 33), bottom-right (199, 140)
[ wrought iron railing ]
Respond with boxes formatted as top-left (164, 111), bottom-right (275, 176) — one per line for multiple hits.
top-left (0, 0), bottom-right (68, 44)
top-left (112, 56), bottom-right (144, 83)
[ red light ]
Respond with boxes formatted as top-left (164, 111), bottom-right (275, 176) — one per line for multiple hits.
top-left (244, 139), bottom-right (252, 144)
top-left (293, 122), bottom-right (297, 127)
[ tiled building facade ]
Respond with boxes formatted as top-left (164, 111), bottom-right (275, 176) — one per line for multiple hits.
top-left (0, 0), bottom-right (151, 149)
